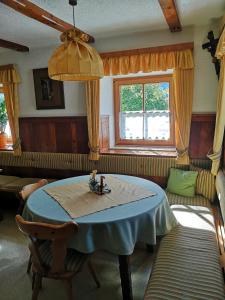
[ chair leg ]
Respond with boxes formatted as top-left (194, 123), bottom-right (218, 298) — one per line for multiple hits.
top-left (32, 273), bottom-right (36, 290)
top-left (32, 273), bottom-right (41, 300)
top-left (88, 261), bottom-right (100, 288)
top-left (27, 254), bottom-right (32, 274)
top-left (64, 278), bottom-right (73, 300)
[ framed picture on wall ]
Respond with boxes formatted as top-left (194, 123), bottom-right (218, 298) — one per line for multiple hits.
top-left (33, 67), bottom-right (65, 109)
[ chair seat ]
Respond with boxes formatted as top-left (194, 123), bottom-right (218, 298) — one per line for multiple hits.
top-left (166, 191), bottom-right (211, 208)
top-left (39, 241), bottom-right (88, 273)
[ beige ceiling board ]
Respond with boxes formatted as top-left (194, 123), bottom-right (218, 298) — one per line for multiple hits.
top-left (0, 38), bottom-right (29, 52)
top-left (158, 0), bottom-right (182, 32)
top-left (0, 0), bottom-right (225, 50)
top-left (0, 0), bottom-right (94, 42)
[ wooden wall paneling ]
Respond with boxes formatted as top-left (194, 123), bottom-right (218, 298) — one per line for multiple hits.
top-left (54, 121), bottom-right (74, 153)
top-left (189, 114), bottom-right (216, 159)
top-left (19, 114), bottom-right (214, 158)
top-left (19, 118), bottom-right (33, 151)
top-left (100, 115), bottom-right (109, 151)
top-left (70, 122), bottom-right (78, 153)
top-left (74, 117), bottom-right (89, 154)
top-left (19, 117), bottom-right (89, 153)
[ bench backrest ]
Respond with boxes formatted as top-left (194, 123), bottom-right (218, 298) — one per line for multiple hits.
top-left (216, 170), bottom-right (225, 223)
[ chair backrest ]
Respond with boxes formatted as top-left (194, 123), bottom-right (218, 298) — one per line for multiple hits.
top-left (15, 215), bottom-right (78, 274)
top-left (20, 179), bottom-right (48, 201)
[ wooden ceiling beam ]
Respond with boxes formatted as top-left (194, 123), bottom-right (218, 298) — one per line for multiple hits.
top-left (158, 0), bottom-right (182, 32)
top-left (0, 38), bottom-right (29, 52)
top-left (0, 0), bottom-right (95, 43)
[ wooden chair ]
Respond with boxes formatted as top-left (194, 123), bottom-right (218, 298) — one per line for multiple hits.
top-left (17, 179), bottom-right (49, 215)
top-left (15, 215), bottom-right (100, 300)
top-left (18, 179), bottom-right (49, 273)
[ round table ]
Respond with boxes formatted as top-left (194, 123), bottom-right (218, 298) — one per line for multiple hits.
top-left (23, 174), bottom-right (176, 255)
top-left (23, 174), bottom-right (177, 300)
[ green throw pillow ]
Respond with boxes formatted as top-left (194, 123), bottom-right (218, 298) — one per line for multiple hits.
top-left (167, 168), bottom-right (198, 197)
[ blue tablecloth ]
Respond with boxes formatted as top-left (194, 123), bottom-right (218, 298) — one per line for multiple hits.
top-left (23, 175), bottom-right (177, 255)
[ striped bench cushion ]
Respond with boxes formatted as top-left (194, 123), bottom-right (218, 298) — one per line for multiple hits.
top-left (166, 191), bottom-right (211, 208)
top-left (0, 175), bottom-right (20, 188)
top-left (190, 164), bottom-right (216, 202)
top-left (144, 205), bottom-right (225, 300)
top-left (39, 241), bottom-right (87, 272)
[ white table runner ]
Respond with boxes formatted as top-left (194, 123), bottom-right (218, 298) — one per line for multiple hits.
top-left (44, 175), bottom-right (156, 218)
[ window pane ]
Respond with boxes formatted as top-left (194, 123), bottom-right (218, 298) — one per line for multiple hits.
top-left (120, 112), bottom-right (143, 139)
top-left (120, 84), bottom-right (143, 112)
top-left (0, 92), bottom-right (11, 138)
top-left (144, 82), bottom-right (170, 140)
top-left (144, 112), bottom-right (170, 140)
top-left (144, 82), bottom-right (169, 110)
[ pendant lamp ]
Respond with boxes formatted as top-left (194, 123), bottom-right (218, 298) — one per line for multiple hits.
top-left (48, 0), bottom-right (104, 81)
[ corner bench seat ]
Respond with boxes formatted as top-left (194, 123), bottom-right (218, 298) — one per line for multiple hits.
top-left (0, 175), bottom-right (56, 193)
top-left (166, 191), bottom-right (211, 208)
top-left (144, 204), bottom-right (225, 300)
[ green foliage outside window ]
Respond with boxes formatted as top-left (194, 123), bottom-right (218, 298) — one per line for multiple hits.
top-left (0, 94), bottom-right (8, 133)
top-left (120, 82), bottom-right (169, 112)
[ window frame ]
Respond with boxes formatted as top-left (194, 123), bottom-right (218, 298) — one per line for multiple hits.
top-left (113, 74), bottom-right (175, 147)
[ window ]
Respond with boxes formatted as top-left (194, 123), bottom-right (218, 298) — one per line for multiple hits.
top-left (113, 75), bottom-right (174, 147)
top-left (0, 86), bottom-right (12, 147)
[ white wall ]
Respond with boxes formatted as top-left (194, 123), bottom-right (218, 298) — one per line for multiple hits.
top-left (97, 25), bottom-right (218, 113)
top-left (0, 47), bottom-right (86, 117)
top-left (100, 76), bottom-right (114, 146)
top-left (0, 24), bottom-right (219, 146)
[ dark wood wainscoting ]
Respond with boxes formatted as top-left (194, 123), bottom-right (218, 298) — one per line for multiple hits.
top-left (19, 114), bottom-right (216, 159)
top-left (19, 116), bottom-right (108, 154)
top-left (100, 115), bottom-right (109, 151)
top-left (20, 116), bottom-right (109, 154)
top-left (189, 114), bottom-right (216, 159)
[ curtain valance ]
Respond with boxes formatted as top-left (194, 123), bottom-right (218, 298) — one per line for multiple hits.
top-left (102, 49), bottom-right (194, 76)
top-left (0, 64), bottom-right (21, 84)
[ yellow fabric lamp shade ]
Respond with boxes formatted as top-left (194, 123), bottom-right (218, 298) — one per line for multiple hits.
top-left (48, 29), bottom-right (104, 81)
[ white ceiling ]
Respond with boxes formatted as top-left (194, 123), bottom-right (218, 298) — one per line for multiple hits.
top-left (0, 0), bottom-right (224, 50)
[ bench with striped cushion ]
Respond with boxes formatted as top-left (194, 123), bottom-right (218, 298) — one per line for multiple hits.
top-left (166, 191), bottom-right (211, 208)
top-left (144, 204), bottom-right (225, 300)
top-left (0, 175), bottom-right (56, 193)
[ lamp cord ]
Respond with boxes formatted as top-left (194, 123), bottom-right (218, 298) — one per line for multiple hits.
top-left (72, 5), bottom-right (75, 28)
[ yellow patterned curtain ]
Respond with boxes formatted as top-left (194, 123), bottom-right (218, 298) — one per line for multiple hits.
top-left (173, 68), bottom-right (194, 164)
top-left (85, 80), bottom-right (100, 160)
top-left (208, 29), bottom-right (225, 175)
top-left (102, 47), bottom-right (194, 164)
top-left (0, 65), bottom-right (21, 156)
